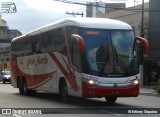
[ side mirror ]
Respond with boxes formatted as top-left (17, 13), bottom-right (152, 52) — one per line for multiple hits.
top-left (135, 36), bottom-right (149, 56)
top-left (70, 34), bottom-right (85, 70)
top-left (71, 34), bottom-right (85, 53)
top-left (135, 36), bottom-right (149, 65)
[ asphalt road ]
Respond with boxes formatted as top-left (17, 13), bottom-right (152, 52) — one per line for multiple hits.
top-left (0, 82), bottom-right (160, 117)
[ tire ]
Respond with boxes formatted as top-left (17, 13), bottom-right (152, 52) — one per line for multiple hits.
top-left (18, 79), bottom-right (23, 95)
top-left (105, 97), bottom-right (117, 103)
top-left (22, 78), bottom-right (28, 95)
top-left (3, 79), bottom-right (5, 84)
top-left (18, 78), bottom-right (36, 95)
top-left (60, 80), bottom-right (69, 102)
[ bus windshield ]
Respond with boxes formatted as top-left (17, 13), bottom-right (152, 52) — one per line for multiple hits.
top-left (81, 29), bottom-right (139, 77)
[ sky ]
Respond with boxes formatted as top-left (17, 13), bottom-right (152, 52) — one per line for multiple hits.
top-left (0, 0), bottom-right (149, 34)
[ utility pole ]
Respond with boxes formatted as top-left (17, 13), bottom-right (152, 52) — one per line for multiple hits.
top-left (140, 0), bottom-right (144, 37)
top-left (140, 0), bottom-right (145, 87)
top-left (66, 12), bottom-right (84, 17)
top-left (92, 0), bottom-right (97, 17)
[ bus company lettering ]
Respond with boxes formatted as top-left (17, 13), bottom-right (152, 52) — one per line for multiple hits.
top-left (37, 55), bottom-right (48, 65)
top-left (27, 58), bottom-right (35, 67)
top-left (27, 55), bottom-right (48, 67)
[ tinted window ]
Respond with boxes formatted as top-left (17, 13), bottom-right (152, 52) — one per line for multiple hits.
top-left (11, 36), bottom-right (32, 57)
top-left (52, 28), bottom-right (65, 52)
top-left (32, 28), bottom-right (65, 53)
top-left (66, 26), bottom-right (80, 63)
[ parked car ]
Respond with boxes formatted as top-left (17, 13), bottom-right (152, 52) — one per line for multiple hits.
top-left (0, 70), bottom-right (11, 84)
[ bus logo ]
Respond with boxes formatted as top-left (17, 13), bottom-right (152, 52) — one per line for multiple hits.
top-left (1, 2), bottom-right (17, 13)
top-left (2, 109), bottom-right (12, 114)
top-left (113, 83), bottom-right (118, 88)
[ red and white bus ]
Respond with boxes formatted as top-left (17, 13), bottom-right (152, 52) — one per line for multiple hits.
top-left (10, 17), bottom-right (149, 103)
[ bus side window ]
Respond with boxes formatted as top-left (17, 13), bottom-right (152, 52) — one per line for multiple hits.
top-left (41, 31), bottom-right (53, 53)
top-left (71, 38), bottom-right (82, 70)
top-left (32, 36), bottom-right (36, 53)
top-left (59, 28), bottom-right (66, 56)
top-left (25, 37), bottom-right (32, 56)
top-left (52, 28), bottom-right (65, 52)
top-left (65, 26), bottom-right (80, 63)
top-left (34, 33), bottom-right (42, 54)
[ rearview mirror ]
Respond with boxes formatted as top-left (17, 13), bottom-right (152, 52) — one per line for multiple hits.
top-left (135, 36), bottom-right (149, 65)
top-left (71, 34), bottom-right (85, 53)
top-left (135, 36), bottom-right (149, 56)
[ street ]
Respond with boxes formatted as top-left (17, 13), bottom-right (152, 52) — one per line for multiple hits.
top-left (0, 82), bottom-right (160, 117)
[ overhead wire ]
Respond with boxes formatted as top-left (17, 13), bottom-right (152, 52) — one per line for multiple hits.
top-left (53, 0), bottom-right (160, 13)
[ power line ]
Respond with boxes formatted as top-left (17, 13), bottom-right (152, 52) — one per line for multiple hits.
top-left (134, 0), bottom-right (142, 8)
top-left (53, 0), bottom-right (160, 13)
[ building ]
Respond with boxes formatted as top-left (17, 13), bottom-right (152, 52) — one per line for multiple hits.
top-left (0, 15), bottom-right (22, 40)
top-left (86, 2), bottom-right (149, 39)
top-left (86, 2), bottom-right (126, 17)
top-left (0, 15), bottom-right (22, 71)
top-left (86, 1), bottom-right (160, 86)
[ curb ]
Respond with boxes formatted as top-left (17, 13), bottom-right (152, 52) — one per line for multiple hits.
top-left (139, 92), bottom-right (160, 97)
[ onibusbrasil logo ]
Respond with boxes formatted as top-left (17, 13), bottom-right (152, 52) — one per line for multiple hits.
top-left (1, 109), bottom-right (42, 115)
top-left (1, 2), bottom-right (17, 13)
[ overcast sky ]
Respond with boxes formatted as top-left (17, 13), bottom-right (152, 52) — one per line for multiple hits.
top-left (0, 0), bottom-right (149, 34)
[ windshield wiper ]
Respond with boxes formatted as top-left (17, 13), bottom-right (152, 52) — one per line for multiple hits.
top-left (114, 49), bottom-right (130, 75)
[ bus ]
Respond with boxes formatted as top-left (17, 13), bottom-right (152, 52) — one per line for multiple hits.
top-left (10, 17), bottom-right (149, 103)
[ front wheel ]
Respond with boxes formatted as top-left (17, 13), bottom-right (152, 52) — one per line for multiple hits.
top-left (105, 97), bottom-right (117, 103)
top-left (60, 80), bottom-right (69, 102)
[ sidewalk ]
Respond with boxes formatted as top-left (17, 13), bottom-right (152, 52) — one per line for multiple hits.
top-left (140, 87), bottom-right (159, 97)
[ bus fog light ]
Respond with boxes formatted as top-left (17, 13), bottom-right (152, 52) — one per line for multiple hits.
top-left (89, 80), bottom-right (94, 85)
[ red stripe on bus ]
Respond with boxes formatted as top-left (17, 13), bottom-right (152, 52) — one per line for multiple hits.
top-left (49, 52), bottom-right (78, 91)
top-left (27, 71), bottom-right (57, 89)
top-left (64, 31), bottom-right (72, 68)
top-left (60, 54), bottom-right (72, 74)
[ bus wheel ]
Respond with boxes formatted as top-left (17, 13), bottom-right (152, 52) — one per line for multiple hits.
top-left (18, 79), bottom-right (23, 95)
top-left (105, 97), bottom-right (117, 103)
top-left (60, 80), bottom-right (69, 102)
top-left (22, 78), bottom-right (29, 95)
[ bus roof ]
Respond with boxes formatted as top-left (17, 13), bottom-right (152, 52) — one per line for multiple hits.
top-left (34, 17), bottom-right (132, 33)
top-left (12, 17), bottom-right (132, 42)
top-left (63, 17), bottom-right (132, 29)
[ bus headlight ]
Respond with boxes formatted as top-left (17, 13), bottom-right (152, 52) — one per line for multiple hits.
top-left (133, 80), bottom-right (139, 85)
top-left (126, 76), bottom-right (139, 85)
top-left (89, 80), bottom-right (94, 85)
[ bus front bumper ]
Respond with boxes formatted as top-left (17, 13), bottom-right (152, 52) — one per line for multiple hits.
top-left (82, 82), bottom-right (140, 98)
